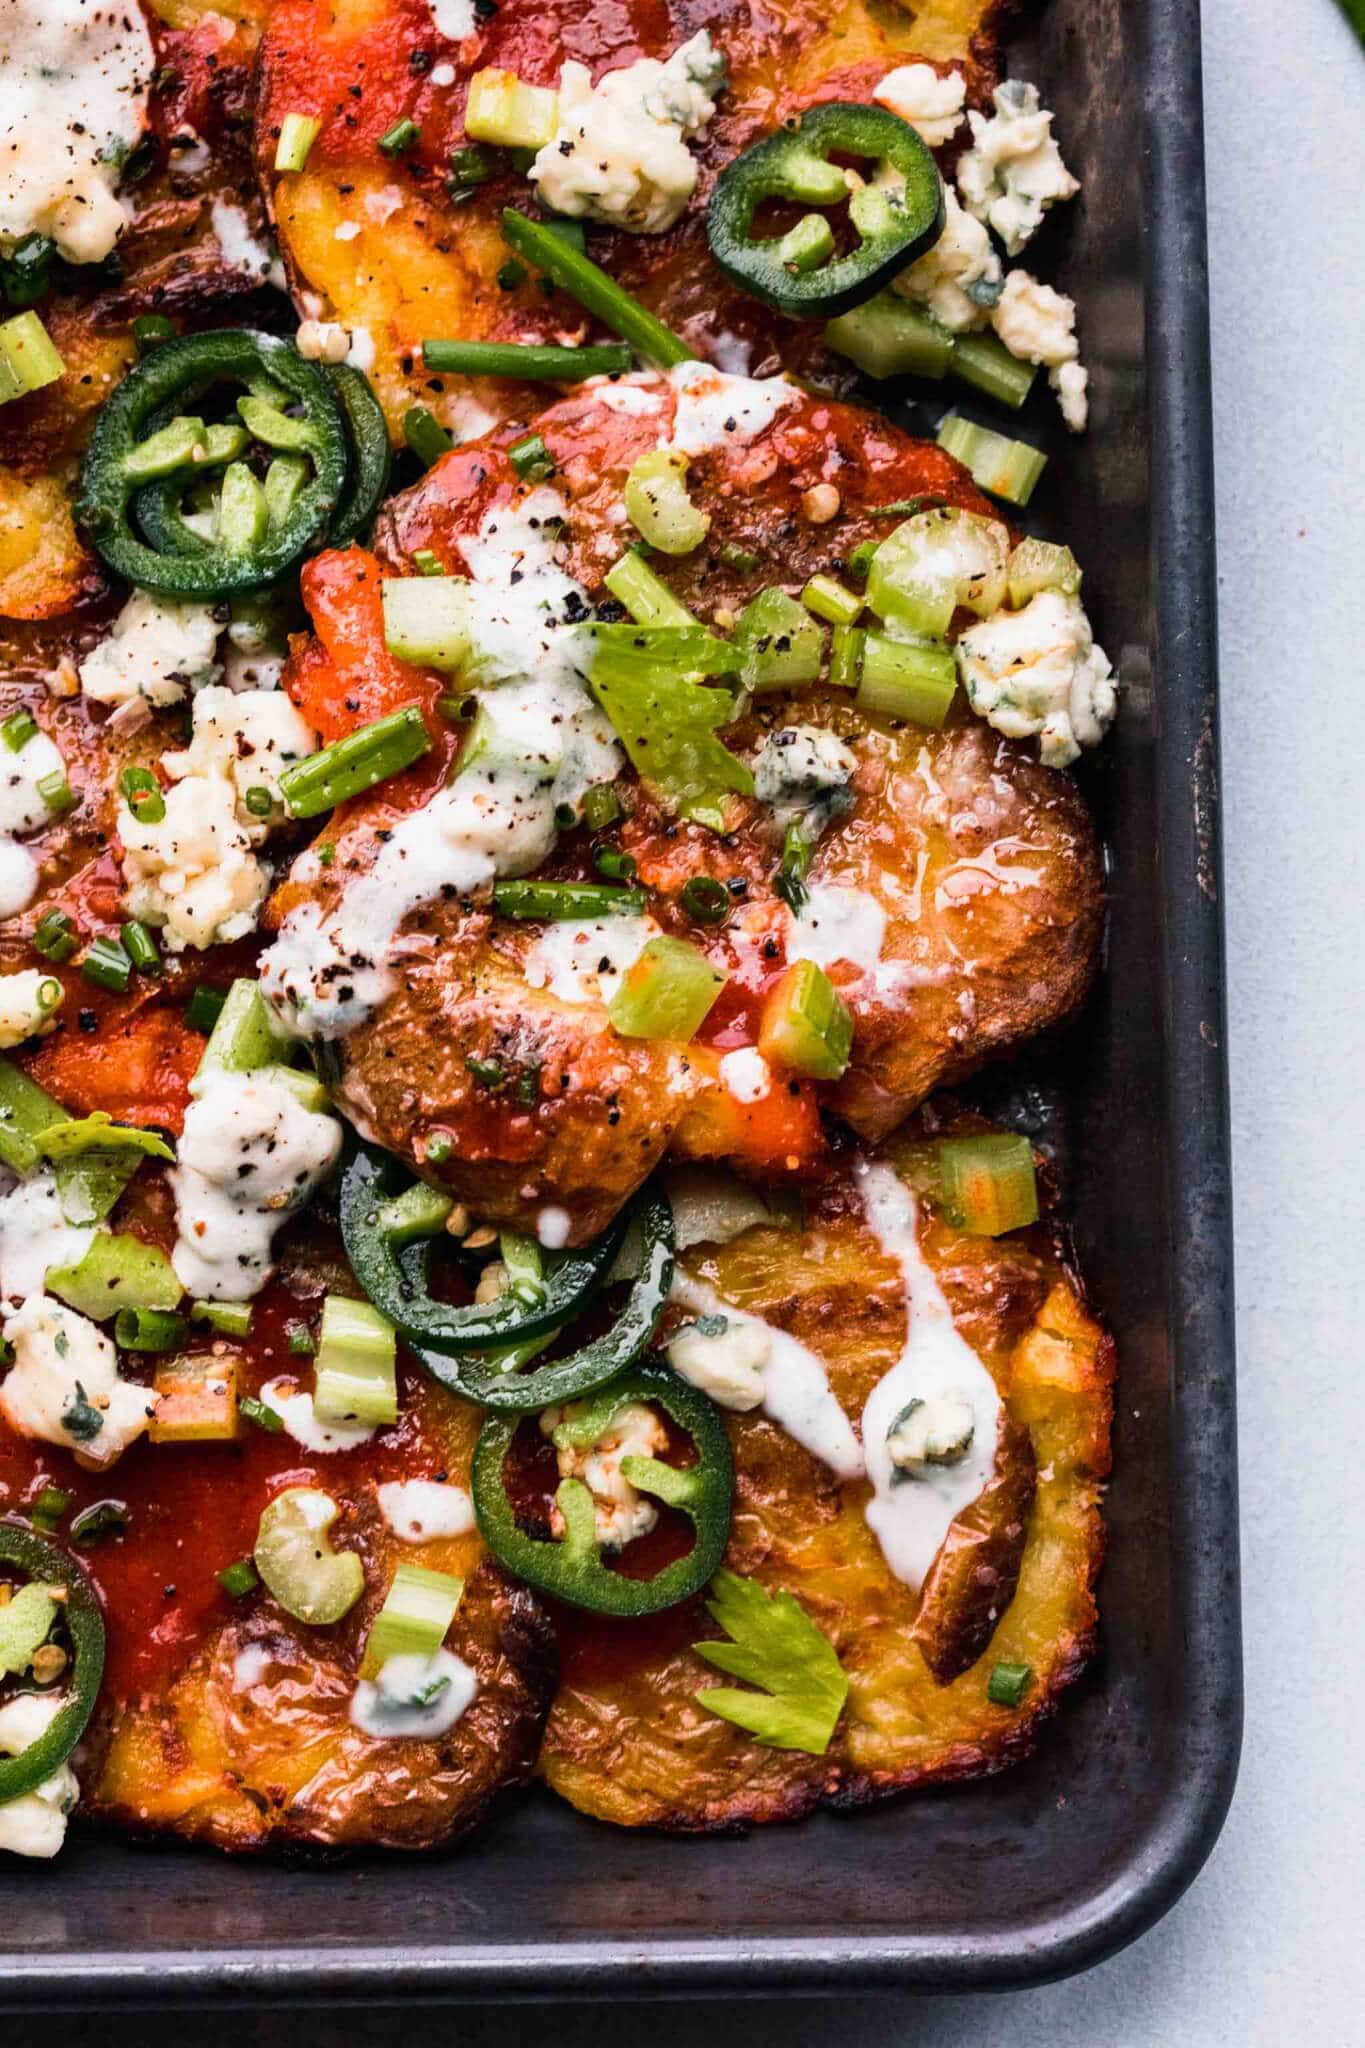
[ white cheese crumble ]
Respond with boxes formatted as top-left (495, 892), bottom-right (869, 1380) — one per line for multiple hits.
top-left (295, 319), bottom-right (351, 364)
top-left (350, 1647), bottom-right (478, 1739)
top-left (785, 882), bottom-right (887, 975)
top-left (957, 79), bottom-right (1079, 257)
top-left (79, 590), bottom-right (223, 708)
top-left (0, 1694), bottom-right (78, 1859)
top-left (751, 725), bottom-right (856, 831)
top-left (427, 0), bottom-right (476, 39)
top-left (666, 360), bottom-right (797, 457)
top-left (893, 182), bottom-right (1001, 334)
top-left (954, 588), bottom-right (1115, 768)
top-left (989, 269), bottom-right (1088, 431)
top-left (521, 913), bottom-right (657, 1007)
top-left (873, 64), bottom-right (966, 148)
top-left (170, 1069), bottom-right (342, 1300)
top-left (210, 197), bottom-right (286, 291)
top-left (259, 1377), bottom-right (375, 1453)
top-left (0, 969), bottom-right (62, 1051)
top-left (0, 841), bottom-right (38, 920)
top-left (531, 32), bottom-right (725, 234)
top-left (0, 0), bottom-right (154, 264)
top-left (0, 1294), bottom-right (155, 1467)
top-left (886, 1393), bottom-right (976, 1472)
top-left (540, 1397), bottom-right (668, 1550)
top-left (377, 1478), bottom-right (475, 1542)
top-left (120, 685), bottom-right (317, 949)
top-left (718, 1047), bottom-right (770, 1104)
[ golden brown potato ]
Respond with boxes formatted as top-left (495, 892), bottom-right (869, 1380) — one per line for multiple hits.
top-left (539, 1115), bottom-right (1113, 1829)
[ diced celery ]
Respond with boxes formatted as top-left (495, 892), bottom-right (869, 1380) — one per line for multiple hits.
top-left (46, 1233), bottom-right (183, 1321)
top-left (937, 1133), bottom-right (1039, 1236)
top-left (608, 937), bottom-right (727, 1041)
top-left (254, 1489), bottom-right (365, 1626)
top-left (624, 449), bottom-right (711, 556)
top-left (0, 311), bottom-right (64, 405)
top-left (1007, 537), bottom-right (1082, 607)
top-left (824, 293), bottom-right (953, 382)
top-left (828, 624), bottom-right (864, 692)
top-left (381, 575), bottom-right (474, 671)
top-left (603, 551), bottom-right (699, 628)
top-left (196, 978), bottom-right (291, 1080)
top-left (459, 698), bottom-right (560, 782)
top-left (0, 1056), bottom-right (67, 1176)
top-left (949, 332), bottom-right (1037, 409)
top-left (275, 112), bottom-right (321, 173)
top-left (361, 1563), bottom-right (465, 1679)
top-left (313, 1294), bottom-right (398, 1426)
top-left (856, 632), bottom-right (957, 727)
top-left (937, 413), bottom-right (1047, 508)
top-left (149, 1356), bottom-right (240, 1444)
top-left (253, 1062), bottom-right (331, 1115)
top-left (866, 508), bottom-right (1008, 638)
top-left (758, 960), bottom-right (853, 1080)
top-left (735, 588), bottom-right (825, 692)
top-left (464, 69), bottom-right (558, 149)
top-left (802, 575), bottom-right (863, 627)
top-left (588, 662), bottom-right (751, 828)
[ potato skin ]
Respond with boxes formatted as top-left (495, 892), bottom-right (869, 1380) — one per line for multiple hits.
top-left (539, 1118), bottom-right (1114, 1831)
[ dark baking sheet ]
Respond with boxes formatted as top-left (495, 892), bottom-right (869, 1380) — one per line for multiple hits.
top-left (0, 0), bottom-right (1239, 2002)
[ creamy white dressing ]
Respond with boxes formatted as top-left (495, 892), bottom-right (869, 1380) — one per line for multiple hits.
top-left (666, 361), bottom-right (797, 457)
top-left (0, 1169), bottom-right (93, 1305)
top-left (0, 841), bottom-right (38, 920)
top-left (668, 1269), bottom-right (864, 1478)
top-left (377, 1477), bottom-right (475, 1542)
top-left (0, 723), bottom-right (68, 925)
top-left (79, 589), bottom-right (223, 708)
top-left (0, 1693), bottom-right (78, 1859)
top-left (210, 198), bottom-right (286, 291)
top-left (785, 883), bottom-right (887, 975)
top-left (260, 1378), bottom-right (376, 1453)
top-left (521, 913), bottom-right (657, 1007)
top-left (0, 1294), bottom-right (155, 1466)
top-left (0, 0), bottom-right (154, 263)
top-left (349, 1648), bottom-right (477, 1738)
top-left (856, 1160), bottom-right (1001, 1590)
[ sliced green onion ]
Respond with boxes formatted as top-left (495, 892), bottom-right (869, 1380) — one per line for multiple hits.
top-left (279, 705), bottom-right (433, 818)
top-left (608, 936), bottom-right (726, 1041)
top-left (361, 1562), bottom-right (465, 1678)
top-left (949, 332), bottom-right (1037, 409)
top-left (402, 403), bottom-right (454, 469)
top-left (679, 876), bottom-right (729, 924)
top-left (447, 144), bottom-right (496, 197)
top-left (411, 547), bottom-right (443, 576)
top-left (37, 771), bottom-right (76, 816)
top-left (422, 338), bottom-right (632, 380)
top-left (191, 1299), bottom-right (253, 1337)
top-left (735, 587), bottom-right (825, 692)
top-left (113, 1306), bottom-right (188, 1352)
top-left (492, 880), bottom-right (646, 921)
top-left (1, 234), bottom-right (55, 311)
top-left (582, 783), bottom-right (624, 831)
top-left (1007, 537), bottom-right (1082, 607)
top-left (846, 539), bottom-right (877, 580)
top-left (801, 574), bottom-right (863, 627)
top-left (218, 1559), bottom-right (260, 1599)
top-left (774, 822), bottom-right (811, 914)
top-left (80, 936), bottom-right (131, 994)
top-left (502, 209), bottom-right (694, 368)
top-left (987, 1659), bottom-right (1033, 1707)
top-left (509, 432), bottom-right (554, 483)
top-left (625, 448), bottom-right (711, 555)
top-left (937, 1133), bottom-right (1039, 1236)
top-left (378, 117), bottom-right (420, 156)
top-left (759, 960), bottom-right (853, 1080)
top-left (184, 985), bottom-right (227, 1035)
top-left (119, 764), bottom-right (166, 824)
top-left (856, 632), bottom-right (957, 727)
top-left (243, 786), bottom-right (275, 820)
top-left (70, 1500), bottom-right (128, 1546)
top-left (195, 978), bottom-right (288, 1078)
top-left (240, 1393), bottom-right (285, 1434)
top-left (464, 68), bottom-right (558, 149)
top-left (1, 708), bottom-right (36, 751)
top-left (275, 112), bottom-right (322, 173)
top-left (132, 313), bottom-right (176, 353)
top-left (33, 909), bottom-right (79, 964)
top-left (828, 623), bottom-right (864, 692)
top-left (382, 575), bottom-right (471, 669)
top-left (0, 310), bottom-right (64, 405)
top-left (594, 846), bottom-right (636, 882)
top-left (825, 293), bottom-right (953, 382)
top-left (31, 1485), bottom-right (71, 1523)
top-left (121, 920), bottom-right (161, 974)
top-left (313, 1294), bottom-right (398, 1426)
top-left (48, 1233), bottom-right (182, 1322)
top-left (603, 549), bottom-right (699, 628)
top-left (254, 1488), bottom-right (364, 1626)
top-left (937, 413), bottom-right (1047, 507)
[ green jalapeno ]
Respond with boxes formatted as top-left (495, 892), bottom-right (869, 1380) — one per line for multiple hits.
top-left (414, 1185), bottom-right (675, 1411)
top-left (706, 104), bottom-right (944, 319)
top-left (339, 1142), bottom-right (625, 1356)
top-left (472, 1362), bottom-right (733, 1615)
top-left (77, 329), bottom-right (349, 599)
top-left (324, 362), bottom-right (392, 547)
top-left (0, 1523), bottom-right (105, 1804)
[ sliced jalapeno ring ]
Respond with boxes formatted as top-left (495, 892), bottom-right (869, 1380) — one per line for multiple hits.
top-left (76, 328), bottom-right (348, 598)
top-left (339, 1142), bottom-right (625, 1356)
top-left (706, 103), bottom-right (944, 320)
top-left (416, 1186), bottom-right (675, 1410)
top-left (324, 362), bottom-right (392, 547)
top-left (0, 1521), bottom-right (105, 1804)
top-left (472, 1361), bottom-right (733, 1616)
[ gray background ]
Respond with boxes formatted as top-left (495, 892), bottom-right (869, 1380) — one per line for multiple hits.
top-left (63, 0), bottom-right (1365, 2038)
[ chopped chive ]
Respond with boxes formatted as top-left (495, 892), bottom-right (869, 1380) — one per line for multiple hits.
top-left (121, 920), bottom-right (161, 974)
top-left (316, 842), bottom-right (336, 866)
top-left (501, 210), bottom-right (693, 368)
top-left (191, 1298), bottom-right (252, 1337)
top-left (581, 782), bottom-right (624, 832)
top-left (378, 117), bottom-right (421, 157)
top-left (593, 846), bottom-right (636, 882)
top-left (286, 1319), bottom-right (315, 1356)
top-left (775, 823), bottom-right (812, 915)
top-left (184, 985), bottom-right (226, 1034)
top-left (1, 708), bottom-right (37, 751)
top-left (31, 1485), bottom-right (71, 1522)
top-left (466, 1055), bottom-right (505, 1090)
top-left (412, 547), bottom-right (443, 576)
top-left (447, 145), bottom-right (495, 195)
top-left (33, 908), bottom-right (79, 964)
top-left (508, 431), bottom-right (554, 482)
top-left (846, 539), bottom-right (877, 580)
top-left (218, 1559), bottom-right (260, 1598)
top-left (829, 622), bottom-right (864, 692)
top-left (402, 403), bottom-right (454, 469)
top-left (119, 764), bottom-right (165, 823)
top-left (37, 771), bottom-right (76, 816)
top-left (422, 338), bottom-right (632, 380)
top-left (132, 313), bottom-right (176, 353)
top-left (243, 785), bottom-right (275, 818)
top-left (680, 876), bottom-right (729, 924)
top-left (1, 234), bottom-right (55, 310)
top-left (491, 879), bottom-right (647, 920)
top-left (497, 259), bottom-right (527, 291)
top-left (274, 111), bottom-right (322, 173)
top-left (987, 1659), bottom-right (1033, 1707)
top-left (80, 936), bottom-right (132, 994)
top-left (114, 1306), bottom-right (187, 1352)
top-left (240, 1394), bottom-right (285, 1434)
top-left (279, 705), bottom-right (433, 818)
top-left (424, 1131), bottom-right (453, 1163)
top-left (70, 1500), bottom-right (128, 1546)
top-left (802, 574), bottom-right (863, 627)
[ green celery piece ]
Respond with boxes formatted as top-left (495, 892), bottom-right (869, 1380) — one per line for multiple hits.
top-left (54, 1150), bottom-right (145, 1228)
top-left (589, 663), bottom-right (752, 831)
top-left (693, 1567), bottom-right (849, 1754)
top-left (0, 1582), bottom-right (57, 1677)
top-left (36, 1114), bottom-right (174, 1164)
top-left (0, 1056), bottom-right (66, 1176)
top-left (47, 1232), bottom-right (184, 1320)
